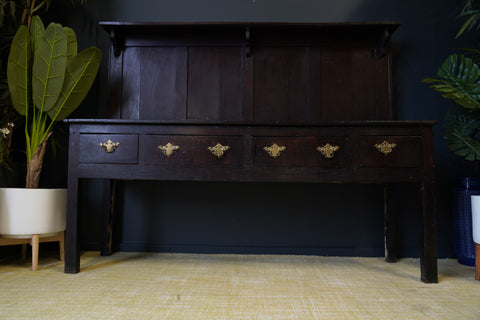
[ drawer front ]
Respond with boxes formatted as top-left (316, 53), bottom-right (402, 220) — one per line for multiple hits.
top-left (79, 134), bottom-right (138, 164)
top-left (144, 135), bottom-right (243, 167)
top-left (254, 136), bottom-right (348, 168)
top-left (358, 136), bottom-right (422, 168)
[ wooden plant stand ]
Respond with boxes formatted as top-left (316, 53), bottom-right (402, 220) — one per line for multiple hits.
top-left (0, 231), bottom-right (64, 270)
top-left (476, 243), bottom-right (479, 281)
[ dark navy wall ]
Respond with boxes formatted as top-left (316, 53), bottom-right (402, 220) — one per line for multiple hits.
top-left (43, 0), bottom-right (479, 258)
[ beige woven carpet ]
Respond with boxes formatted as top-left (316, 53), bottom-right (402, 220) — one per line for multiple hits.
top-left (0, 252), bottom-right (479, 319)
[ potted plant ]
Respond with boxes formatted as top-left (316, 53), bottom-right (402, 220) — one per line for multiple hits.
top-left (0, 9), bottom-right (101, 239)
top-left (423, 0), bottom-right (480, 267)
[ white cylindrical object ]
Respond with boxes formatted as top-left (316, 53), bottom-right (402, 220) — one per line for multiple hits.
top-left (471, 195), bottom-right (480, 244)
top-left (0, 188), bottom-right (67, 237)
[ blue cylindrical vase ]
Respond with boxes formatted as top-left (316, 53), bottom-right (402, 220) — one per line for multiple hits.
top-left (454, 177), bottom-right (479, 266)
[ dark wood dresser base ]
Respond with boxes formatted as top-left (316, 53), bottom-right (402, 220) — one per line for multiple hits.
top-left (65, 120), bottom-right (437, 283)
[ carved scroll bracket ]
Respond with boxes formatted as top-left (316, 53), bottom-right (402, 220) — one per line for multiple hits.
top-left (245, 26), bottom-right (251, 58)
top-left (110, 29), bottom-right (125, 57)
top-left (376, 29), bottom-right (390, 58)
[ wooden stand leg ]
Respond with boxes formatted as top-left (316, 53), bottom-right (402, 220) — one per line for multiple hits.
top-left (21, 244), bottom-right (27, 260)
top-left (31, 234), bottom-right (39, 271)
top-left (476, 243), bottom-right (480, 281)
top-left (0, 231), bottom-right (64, 270)
top-left (59, 230), bottom-right (65, 261)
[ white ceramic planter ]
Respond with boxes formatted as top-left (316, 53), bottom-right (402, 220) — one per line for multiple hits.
top-left (470, 195), bottom-right (480, 244)
top-left (0, 188), bottom-right (67, 238)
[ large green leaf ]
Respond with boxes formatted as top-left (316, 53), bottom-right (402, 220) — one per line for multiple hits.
top-left (443, 110), bottom-right (480, 160)
top-left (32, 22), bottom-right (67, 113)
top-left (6, 25), bottom-right (32, 116)
top-left (30, 15), bottom-right (45, 54)
top-left (48, 47), bottom-right (101, 121)
top-left (423, 54), bottom-right (480, 109)
top-left (64, 27), bottom-right (77, 65)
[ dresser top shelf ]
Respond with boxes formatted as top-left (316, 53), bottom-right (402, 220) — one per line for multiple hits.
top-left (99, 21), bottom-right (400, 30)
top-left (65, 119), bottom-right (436, 127)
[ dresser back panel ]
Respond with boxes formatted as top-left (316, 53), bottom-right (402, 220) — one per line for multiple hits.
top-left (104, 22), bottom-right (398, 122)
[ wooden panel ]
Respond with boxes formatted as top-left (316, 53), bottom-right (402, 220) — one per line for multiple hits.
top-left (144, 135), bottom-right (243, 167)
top-left (242, 47), bottom-right (254, 121)
top-left (358, 136), bottom-right (422, 168)
top-left (377, 52), bottom-right (393, 119)
top-left (187, 47), bottom-right (243, 121)
top-left (352, 49), bottom-right (377, 119)
top-left (79, 134), bottom-right (138, 164)
top-left (308, 48), bottom-right (323, 120)
top-left (320, 48), bottom-right (351, 121)
top-left (320, 47), bottom-right (377, 121)
top-left (121, 48), bottom-right (140, 119)
top-left (254, 48), bottom-right (308, 121)
top-left (106, 49), bottom-right (123, 118)
top-left (139, 47), bottom-right (187, 120)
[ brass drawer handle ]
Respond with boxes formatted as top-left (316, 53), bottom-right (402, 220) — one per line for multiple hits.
top-left (158, 142), bottom-right (180, 157)
top-left (264, 143), bottom-right (286, 158)
top-left (99, 139), bottom-right (120, 153)
top-left (208, 143), bottom-right (230, 158)
top-left (317, 143), bottom-right (340, 158)
top-left (375, 140), bottom-right (397, 155)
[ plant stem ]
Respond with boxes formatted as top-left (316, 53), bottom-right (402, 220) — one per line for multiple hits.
top-left (21, 0), bottom-right (37, 27)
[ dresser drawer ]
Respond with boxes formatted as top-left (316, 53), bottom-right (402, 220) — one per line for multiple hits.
top-left (358, 136), bottom-right (422, 168)
top-left (79, 134), bottom-right (138, 164)
top-left (254, 136), bottom-right (348, 168)
top-left (143, 135), bottom-right (243, 167)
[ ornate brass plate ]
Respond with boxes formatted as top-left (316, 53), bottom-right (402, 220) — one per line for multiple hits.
top-left (99, 139), bottom-right (120, 153)
top-left (208, 143), bottom-right (230, 158)
top-left (317, 143), bottom-right (340, 158)
top-left (264, 143), bottom-right (286, 158)
top-left (158, 142), bottom-right (180, 157)
top-left (374, 140), bottom-right (397, 155)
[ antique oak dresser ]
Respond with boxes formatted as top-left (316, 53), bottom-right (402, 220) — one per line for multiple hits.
top-left (64, 22), bottom-right (438, 283)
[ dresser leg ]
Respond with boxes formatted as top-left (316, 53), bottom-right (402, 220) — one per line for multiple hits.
top-left (384, 185), bottom-right (398, 263)
top-left (65, 177), bottom-right (80, 273)
top-left (420, 180), bottom-right (438, 283)
top-left (101, 179), bottom-right (116, 256)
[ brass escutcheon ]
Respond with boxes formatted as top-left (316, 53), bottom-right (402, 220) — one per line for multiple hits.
top-left (317, 143), bottom-right (340, 158)
top-left (374, 140), bottom-right (397, 155)
top-left (208, 143), bottom-right (230, 158)
top-left (264, 143), bottom-right (286, 158)
top-left (158, 142), bottom-right (179, 157)
top-left (99, 139), bottom-right (120, 153)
